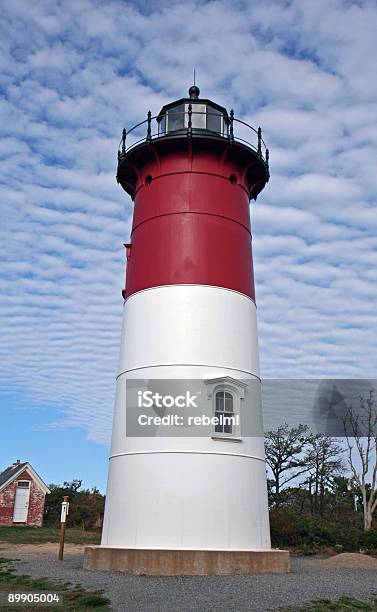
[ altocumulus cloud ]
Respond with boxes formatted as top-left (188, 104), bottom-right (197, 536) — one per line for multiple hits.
top-left (0, 0), bottom-right (376, 444)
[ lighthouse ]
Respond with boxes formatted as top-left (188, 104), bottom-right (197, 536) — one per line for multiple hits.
top-left (85, 86), bottom-right (289, 574)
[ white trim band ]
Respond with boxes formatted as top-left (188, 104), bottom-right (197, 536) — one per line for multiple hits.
top-left (117, 364), bottom-right (261, 381)
top-left (109, 450), bottom-right (266, 462)
top-left (124, 283), bottom-right (257, 305)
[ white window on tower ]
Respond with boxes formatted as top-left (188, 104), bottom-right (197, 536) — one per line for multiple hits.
top-left (204, 377), bottom-right (246, 441)
top-left (214, 391), bottom-right (235, 435)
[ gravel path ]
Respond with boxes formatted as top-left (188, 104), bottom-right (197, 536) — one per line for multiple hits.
top-left (7, 554), bottom-right (377, 611)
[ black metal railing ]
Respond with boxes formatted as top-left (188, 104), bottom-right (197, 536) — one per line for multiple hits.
top-left (118, 108), bottom-right (269, 172)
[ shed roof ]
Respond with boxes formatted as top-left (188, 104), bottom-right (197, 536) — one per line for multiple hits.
top-left (0, 462), bottom-right (27, 488)
top-left (0, 462), bottom-right (50, 494)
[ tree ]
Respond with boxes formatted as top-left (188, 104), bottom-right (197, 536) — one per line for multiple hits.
top-left (44, 480), bottom-right (105, 529)
top-left (331, 476), bottom-right (360, 519)
top-left (64, 479), bottom-right (82, 492)
top-left (304, 434), bottom-right (344, 516)
top-left (265, 423), bottom-right (311, 503)
top-left (44, 481), bottom-right (79, 525)
top-left (343, 390), bottom-right (377, 531)
top-left (271, 485), bottom-right (311, 513)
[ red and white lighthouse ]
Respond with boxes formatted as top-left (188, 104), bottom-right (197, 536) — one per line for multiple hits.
top-left (85, 86), bottom-right (289, 574)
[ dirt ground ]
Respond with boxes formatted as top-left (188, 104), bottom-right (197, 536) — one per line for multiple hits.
top-left (318, 552), bottom-right (377, 569)
top-left (0, 540), bottom-right (85, 556)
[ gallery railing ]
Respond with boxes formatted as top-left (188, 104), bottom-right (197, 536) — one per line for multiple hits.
top-left (117, 107), bottom-right (269, 172)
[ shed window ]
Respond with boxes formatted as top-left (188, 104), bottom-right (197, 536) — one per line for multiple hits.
top-left (17, 481), bottom-right (30, 488)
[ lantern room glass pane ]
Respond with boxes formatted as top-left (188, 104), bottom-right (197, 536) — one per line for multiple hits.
top-left (192, 104), bottom-right (206, 129)
top-left (207, 108), bottom-right (222, 134)
top-left (184, 103), bottom-right (206, 129)
top-left (159, 114), bottom-right (166, 135)
top-left (167, 104), bottom-right (184, 132)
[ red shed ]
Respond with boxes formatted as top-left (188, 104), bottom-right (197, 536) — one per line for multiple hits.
top-left (0, 461), bottom-right (50, 527)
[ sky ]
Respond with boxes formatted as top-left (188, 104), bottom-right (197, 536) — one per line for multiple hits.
top-left (0, 0), bottom-right (376, 492)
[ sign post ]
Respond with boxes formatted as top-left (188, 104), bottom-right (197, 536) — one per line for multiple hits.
top-left (58, 496), bottom-right (69, 561)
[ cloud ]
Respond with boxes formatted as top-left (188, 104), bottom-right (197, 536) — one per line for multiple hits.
top-left (0, 0), bottom-right (376, 443)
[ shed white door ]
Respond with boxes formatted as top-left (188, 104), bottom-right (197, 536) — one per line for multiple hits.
top-left (13, 481), bottom-right (31, 522)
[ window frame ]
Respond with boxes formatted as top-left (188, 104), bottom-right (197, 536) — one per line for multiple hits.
top-left (166, 103), bottom-right (185, 133)
top-left (184, 103), bottom-right (207, 130)
top-left (206, 106), bottom-right (224, 135)
top-left (204, 377), bottom-right (246, 441)
top-left (214, 390), bottom-right (235, 436)
top-left (16, 481), bottom-right (30, 488)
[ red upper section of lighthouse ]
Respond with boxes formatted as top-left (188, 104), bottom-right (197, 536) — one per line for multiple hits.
top-left (117, 87), bottom-right (270, 302)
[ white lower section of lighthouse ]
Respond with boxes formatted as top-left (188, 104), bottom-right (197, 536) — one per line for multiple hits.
top-left (101, 285), bottom-right (271, 551)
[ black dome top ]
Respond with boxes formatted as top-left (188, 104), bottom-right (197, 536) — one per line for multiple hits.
top-left (188, 85), bottom-right (200, 99)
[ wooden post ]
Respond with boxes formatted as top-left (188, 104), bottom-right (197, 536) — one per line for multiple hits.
top-left (58, 495), bottom-right (69, 561)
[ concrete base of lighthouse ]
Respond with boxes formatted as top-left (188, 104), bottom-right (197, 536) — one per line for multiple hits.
top-left (84, 547), bottom-right (289, 575)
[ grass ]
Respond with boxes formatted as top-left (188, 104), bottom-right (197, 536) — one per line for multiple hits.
top-left (0, 526), bottom-right (100, 545)
top-left (0, 558), bottom-right (110, 610)
top-left (279, 596), bottom-right (377, 611)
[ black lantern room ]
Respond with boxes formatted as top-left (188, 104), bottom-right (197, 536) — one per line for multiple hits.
top-left (157, 86), bottom-right (229, 137)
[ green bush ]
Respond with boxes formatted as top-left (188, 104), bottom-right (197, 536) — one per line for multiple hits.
top-left (44, 481), bottom-right (104, 530)
top-left (270, 507), bottom-right (364, 551)
top-left (323, 521), bottom-right (361, 551)
top-left (270, 508), bottom-right (313, 546)
top-left (360, 528), bottom-right (377, 551)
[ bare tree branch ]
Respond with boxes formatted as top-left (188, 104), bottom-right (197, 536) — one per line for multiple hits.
top-left (343, 390), bottom-right (377, 531)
